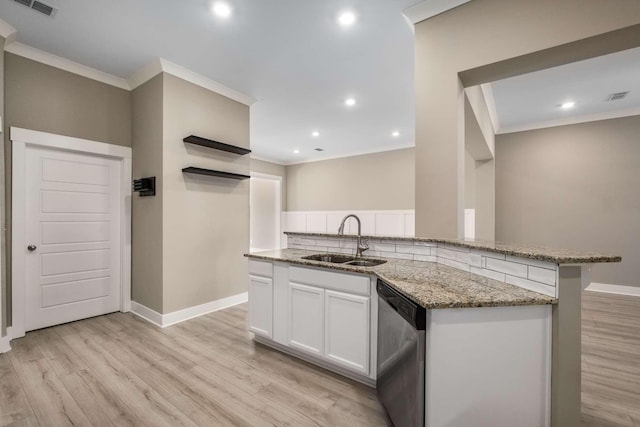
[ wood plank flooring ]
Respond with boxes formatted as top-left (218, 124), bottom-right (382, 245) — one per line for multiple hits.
top-left (582, 291), bottom-right (640, 427)
top-left (1, 292), bottom-right (639, 426)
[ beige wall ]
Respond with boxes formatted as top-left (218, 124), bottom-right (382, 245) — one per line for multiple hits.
top-left (131, 74), bottom-right (164, 313)
top-left (286, 148), bottom-right (415, 211)
top-left (496, 116), bottom-right (640, 287)
top-left (251, 158), bottom-right (286, 210)
top-left (415, 0), bottom-right (640, 238)
top-left (162, 73), bottom-right (250, 314)
top-left (3, 52), bottom-right (132, 328)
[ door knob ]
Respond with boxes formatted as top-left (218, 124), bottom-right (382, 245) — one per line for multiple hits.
top-left (27, 245), bottom-right (37, 252)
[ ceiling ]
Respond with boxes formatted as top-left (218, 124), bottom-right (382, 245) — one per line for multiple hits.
top-left (489, 47), bottom-right (640, 134)
top-left (0, 0), bottom-right (418, 164)
top-left (0, 0), bottom-right (638, 164)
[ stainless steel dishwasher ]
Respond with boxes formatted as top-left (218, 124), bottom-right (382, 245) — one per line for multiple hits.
top-left (376, 279), bottom-right (426, 427)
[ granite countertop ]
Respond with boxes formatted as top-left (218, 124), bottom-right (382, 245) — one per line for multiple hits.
top-left (284, 232), bottom-right (622, 264)
top-left (246, 249), bottom-right (557, 309)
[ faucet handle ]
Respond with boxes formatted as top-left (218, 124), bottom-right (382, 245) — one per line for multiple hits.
top-left (360, 239), bottom-right (369, 251)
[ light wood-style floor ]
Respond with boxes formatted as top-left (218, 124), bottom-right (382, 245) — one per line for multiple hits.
top-left (1, 292), bottom-right (639, 426)
top-left (581, 291), bottom-right (640, 427)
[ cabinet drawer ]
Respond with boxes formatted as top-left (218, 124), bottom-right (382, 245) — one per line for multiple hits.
top-left (249, 260), bottom-right (273, 277)
top-left (289, 266), bottom-right (370, 296)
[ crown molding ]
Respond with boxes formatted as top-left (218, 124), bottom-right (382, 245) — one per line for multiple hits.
top-left (158, 59), bottom-right (255, 106)
top-left (498, 107), bottom-right (640, 135)
top-left (402, 0), bottom-right (472, 25)
top-left (250, 154), bottom-right (287, 166)
top-left (5, 42), bottom-right (130, 90)
top-left (284, 142), bottom-right (415, 166)
top-left (127, 58), bottom-right (163, 90)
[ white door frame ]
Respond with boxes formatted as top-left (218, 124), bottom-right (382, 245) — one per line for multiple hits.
top-left (250, 172), bottom-right (282, 250)
top-left (11, 127), bottom-right (132, 339)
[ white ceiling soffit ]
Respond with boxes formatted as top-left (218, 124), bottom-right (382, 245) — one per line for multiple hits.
top-left (490, 47), bottom-right (640, 134)
top-left (403, 0), bottom-right (473, 24)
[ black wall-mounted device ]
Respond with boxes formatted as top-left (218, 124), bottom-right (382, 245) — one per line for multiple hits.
top-left (133, 177), bottom-right (156, 197)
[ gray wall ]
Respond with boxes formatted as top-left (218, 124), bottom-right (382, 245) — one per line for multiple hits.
top-left (131, 74), bottom-right (164, 313)
top-left (3, 52), bottom-right (132, 328)
top-left (162, 73), bottom-right (250, 314)
top-left (496, 116), bottom-right (640, 287)
top-left (414, 0), bottom-right (640, 238)
top-left (286, 148), bottom-right (415, 211)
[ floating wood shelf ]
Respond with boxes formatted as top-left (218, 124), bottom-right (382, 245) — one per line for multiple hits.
top-left (182, 167), bottom-right (250, 180)
top-left (183, 135), bottom-right (251, 156)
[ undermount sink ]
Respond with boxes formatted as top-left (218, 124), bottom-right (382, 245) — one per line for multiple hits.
top-left (301, 253), bottom-right (387, 267)
top-left (302, 254), bottom-right (357, 263)
top-left (344, 259), bottom-right (387, 267)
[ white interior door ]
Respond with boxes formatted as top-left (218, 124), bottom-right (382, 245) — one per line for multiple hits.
top-left (24, 145), bottom-right (121, 331)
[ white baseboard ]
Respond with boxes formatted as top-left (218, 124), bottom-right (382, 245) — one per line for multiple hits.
top-left (130, 292), bottom-right (249, 328)
top-left (0, 327), bottom-right (13, 354)
top-left (586, 283), bottom-right (640, 297)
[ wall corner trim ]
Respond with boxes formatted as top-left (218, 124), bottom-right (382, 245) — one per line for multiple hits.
top-left (130, 292), bottom-right (249, 328)
top-left (0, 327), bottom-right (12, 354)
top-left (586, 282), bottom-right (640, 297)
top-left (0, 17), bottom-right (17, 42)
top-left (402, 0), bottom-right (472, 24)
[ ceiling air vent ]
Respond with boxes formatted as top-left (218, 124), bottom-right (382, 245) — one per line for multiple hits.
top-left (314, 148), bottom-right (324, 152)
top-left (31, 0), bottom-right (55, 16)
top-left (607, 91), bottom-right (629, 101)
top-left (12, 0), bottom-right (33, 7)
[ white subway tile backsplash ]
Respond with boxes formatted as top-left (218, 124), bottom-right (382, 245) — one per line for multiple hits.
top-left (414, 255), bottom-right (437, 263)
top-left (486, 258), bottom-right (528, 278)
top-left (528, 266), bottom-right (557, 286)
top-left (468, 253), bottom-right (482, 268)
top-left (506, 255), bottom-right (558, 271)
top-left (340, 240), bottom-right (357, 249)
top-left (470, 267), bottom-right (506, 282)
top-left (441, 244), bottom-right (470, 253)
top-left (371, 243), bottom-right (396, 252)
top-left (471, 249), bottom-right (506, 260)
top-left (440, 258), bottom-right (470, 272)
top-left (382, 252), bottom-right (414, 260)
top-left (322, 239), bottom-right (340, 248)
top-left (506, 275), bottom-right (556, 298)
top-left (436, 248), bottom-right (460, 261)
top-left (455, 251), bottom-right (470, 264)
top-left (415, 241), bottom-right (436, 247)
top-left (396, 244), bottom-right (431, 255)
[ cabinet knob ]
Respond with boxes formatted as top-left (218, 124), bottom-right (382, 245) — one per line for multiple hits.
top-left (27, 245), bottom-right (37, 252)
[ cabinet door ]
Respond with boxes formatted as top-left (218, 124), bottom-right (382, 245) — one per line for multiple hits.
top-left (324, 290), bottom-right (370, 374)
top-left (288, 282), bottom-right (324, 356)
top-left (248, 275), bottom-right (273, 338)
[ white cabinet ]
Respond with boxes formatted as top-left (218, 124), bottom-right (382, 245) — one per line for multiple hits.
top-left (288, 282), bottom-right (324, 356)
top-left (248, 260), bottom-right (273, 339)
top-left (249, 260), bottom-right (376, 381)
top-left (324, 290), bottom-right (370, 374)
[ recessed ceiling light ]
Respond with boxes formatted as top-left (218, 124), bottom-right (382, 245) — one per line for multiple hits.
top-left (392, 130), bottom-right (400, 137)
top-left (560, 101), bottom-right (575, 109)
top-left (293, 149), bottom-right (300, 154)
top-left (344, 98), bottom-right (356, 107)
top-left (312, 131), bottom-right (320, 137)
top-left (338, 11), bottom-right (357, 27)
top-left (212, 2), bottom-right (232, 18)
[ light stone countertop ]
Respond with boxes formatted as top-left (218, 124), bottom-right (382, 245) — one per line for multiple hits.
top-left (246, 249), bottom-right (557, 309)
top-left (284, 232), bottom-right (622, 264)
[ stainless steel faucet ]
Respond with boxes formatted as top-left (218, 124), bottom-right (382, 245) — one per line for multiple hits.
top-left (338, 214), bottom-right (369, 258)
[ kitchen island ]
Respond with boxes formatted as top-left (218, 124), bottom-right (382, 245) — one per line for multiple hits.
top-left (246, 233), bottom-right (620, 427)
